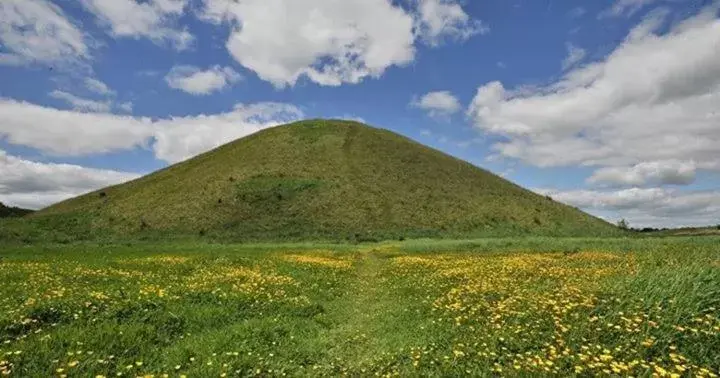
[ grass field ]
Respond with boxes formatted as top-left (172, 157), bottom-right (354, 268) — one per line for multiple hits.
top-left (1, 237), bottom-right (719, 377)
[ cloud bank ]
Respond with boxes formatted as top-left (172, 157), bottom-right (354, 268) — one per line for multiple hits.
top-left (468, 6), bottom-right (720, 180)
top-left (0, 99), bottom-right (303, 163)
top-left (0, 150), bottom-right (141, 209)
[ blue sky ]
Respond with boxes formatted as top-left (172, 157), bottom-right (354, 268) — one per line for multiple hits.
top-left (1, 0), bottom-right (719, 228)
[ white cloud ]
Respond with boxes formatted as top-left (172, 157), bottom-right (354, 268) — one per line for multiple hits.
top-left (468, 6), bottom-right (720, 178)
top-left (80, 0), bottom-right (193, 49)
top-left (561, 43), bottom-right (586, 71)
top-left (165, 65), bottom-right (242, 95)
top-left (49, 78), bottom-right (128, 115)
top-left (199, 0), bottom-right (481, 87)
top-left (411, 91), bottom-right (461, 117)
top-left (118, 102), bottom-right (133, 113)
top-left (200, 0), bottom-right (416, 87)
top-left (152, 102), bottom-right (303, 163)
top-left (137, 70), bottom-right (161, 77)
top-left (0, 99), bottom-right (303, 163)
top-left (600, 0), bottom-right (660, 18)
top-left (49, 90), bottom-right (112, 113)
top-left (0, 99), bottom-right (153, 156)
top-left (414, 0), bottom-right (488, 46)
top-left (537, 187), bottom-right (720, 228)
top-left (0, 53), bottom-right (25, 66)
top-left (0, 150), bottom-right (140, 209)
top-left (588, 160), bottom-right (696, 186)
top-left (0, 0), bottom-right (88, 66)
top-left (85, 78), bottom-right (115, 96)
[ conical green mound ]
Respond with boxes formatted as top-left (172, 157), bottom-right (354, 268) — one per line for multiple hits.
top-left (31, 120), bottom-right (619, 241)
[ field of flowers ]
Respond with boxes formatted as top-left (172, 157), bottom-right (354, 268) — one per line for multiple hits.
top-left (1, 238), bottom-right (718, 377)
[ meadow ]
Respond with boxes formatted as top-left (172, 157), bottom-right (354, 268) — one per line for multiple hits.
top-left (1, 237), bottom-right (719, 377)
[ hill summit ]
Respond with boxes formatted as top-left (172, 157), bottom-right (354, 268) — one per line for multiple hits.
top-left (31, 120), bottom-right (618, 241)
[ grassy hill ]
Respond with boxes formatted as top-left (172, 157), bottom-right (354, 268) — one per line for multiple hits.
top-left (15, 120), bottom-right (619, 242)
top-left (0, 202), bottom-right (33, 218)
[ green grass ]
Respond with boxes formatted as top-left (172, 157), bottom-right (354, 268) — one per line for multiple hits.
top-left (651, 226), bottom-right (720, 237)
top-left (1, 237), bottom-right (718, 376)
top-left (13, 119), bottom-right (620, 243)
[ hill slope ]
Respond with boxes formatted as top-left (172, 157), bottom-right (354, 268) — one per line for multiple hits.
top-left (29, 120), bottom-right (619, 241)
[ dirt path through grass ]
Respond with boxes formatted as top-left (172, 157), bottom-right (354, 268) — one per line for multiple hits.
top-left (316, 250), bottom-right (433, 371)
top-left (321, 252), bottom-right (390, 363)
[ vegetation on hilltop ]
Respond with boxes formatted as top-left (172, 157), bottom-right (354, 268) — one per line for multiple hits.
top-left (0, 202), bottom-right (33, 218)
top-left (9, 120), bottom-right (620, 243)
